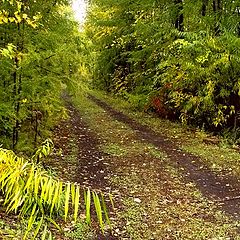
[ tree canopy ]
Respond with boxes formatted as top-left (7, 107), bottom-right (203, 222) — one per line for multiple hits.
top-left (83, 0), bottom-right (240, 133)
top-left (0, 0), bottom-right (82, 151)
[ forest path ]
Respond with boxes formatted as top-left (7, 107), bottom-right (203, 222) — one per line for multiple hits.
top-left (88, 95), bottom-right (240, 220)
top-left (49, 93), bottom-right (240, 239)
top-left (50, 97), bottom-right (110, 189)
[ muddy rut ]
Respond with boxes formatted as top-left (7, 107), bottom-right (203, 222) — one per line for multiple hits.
top-left (50, 94), bottom-right (240, 239)
top-left (88, 95), bottom-right (240, 220)
top-left (51, 97), bottom-right (111, 190)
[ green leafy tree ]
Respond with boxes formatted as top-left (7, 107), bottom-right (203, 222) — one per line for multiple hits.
top-left (83, 0), bottom-right (240, 133)
top-left (0, 0), bottom-right (82, 151)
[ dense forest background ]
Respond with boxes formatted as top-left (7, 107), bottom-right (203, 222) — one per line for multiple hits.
top-left (2, 0), bottom-right (240, 152)
top-left (83, 0), bottom-right (240, 139)
top-left (0, 0), bottom-right (83, 152)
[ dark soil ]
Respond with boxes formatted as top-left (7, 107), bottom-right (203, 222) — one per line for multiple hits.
top-left (49, 96), bottom-right (117, 239)
top-left (48, 93), bottom-right (240, 239)
top-left (50, 98), bottom-right (110, 189)
top-left (88, 95), bottom-right (240, 220)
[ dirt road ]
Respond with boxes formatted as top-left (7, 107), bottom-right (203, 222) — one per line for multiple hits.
top-left (49, 94), bottom-right (240, 239)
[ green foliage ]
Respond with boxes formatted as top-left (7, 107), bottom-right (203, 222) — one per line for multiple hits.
top-left (0, 0), bottom-right (82, 151)
top-left (32, 139), bottom-right (54, 163)
top-left (65, 221), bottom-right (96, 240)
top-left (0, 148), bottom-right (110, 238)
top-left (83, 0), bottom-right (240, 132)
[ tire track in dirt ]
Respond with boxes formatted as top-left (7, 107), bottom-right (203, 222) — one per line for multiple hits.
top-left (88, 94), bottom-right (240, 220)
top-left (66, 100), bottom-right (110, 189)
top-left (51, 100), bottom-right (110, 190)
top-left (51, 96), bottom-right (120, 239)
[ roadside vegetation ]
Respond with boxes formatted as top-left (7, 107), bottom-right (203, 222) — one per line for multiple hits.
top-left (0, 141), bottom-right (110, 239)
top-left (83, 0), bottom-right (240, 141)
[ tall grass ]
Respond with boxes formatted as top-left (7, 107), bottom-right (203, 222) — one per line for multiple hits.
top-left (0, 148), bottom-right (110, 239)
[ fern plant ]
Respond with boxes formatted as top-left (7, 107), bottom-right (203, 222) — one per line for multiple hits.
top-left (0, 148), bottom-right (111, 239)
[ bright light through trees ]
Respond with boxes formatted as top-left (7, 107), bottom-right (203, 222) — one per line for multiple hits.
top-left (72, 0), bottom-right (87, 25)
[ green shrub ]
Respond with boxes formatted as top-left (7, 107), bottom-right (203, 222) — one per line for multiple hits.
top-left (0, 148), bottom-right (110, 239)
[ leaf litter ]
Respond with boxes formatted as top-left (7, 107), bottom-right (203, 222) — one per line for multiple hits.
top-left (46, 94), bottom-right (240, 239)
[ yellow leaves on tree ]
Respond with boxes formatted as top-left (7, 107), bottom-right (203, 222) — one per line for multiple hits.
top-left (0, 0), bottom-right (41, 28)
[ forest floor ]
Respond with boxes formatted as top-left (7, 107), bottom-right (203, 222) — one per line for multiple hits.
top-left (48, 91), bottom-right (240, 240)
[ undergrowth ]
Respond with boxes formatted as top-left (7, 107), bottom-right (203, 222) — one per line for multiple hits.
top-left (0, 145), bottom-right (111, 239)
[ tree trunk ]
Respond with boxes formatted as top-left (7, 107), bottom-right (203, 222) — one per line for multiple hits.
top-left (202, 0), bottom-right (209, 16)
top-left (12, 19), bottom-right (24, 149)
top-left (12, 56), bottom-right (18, 149)
top-left (212, 0), bottom-right (222, 35)
top-left (174, 0), bottom-right (184, 32)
